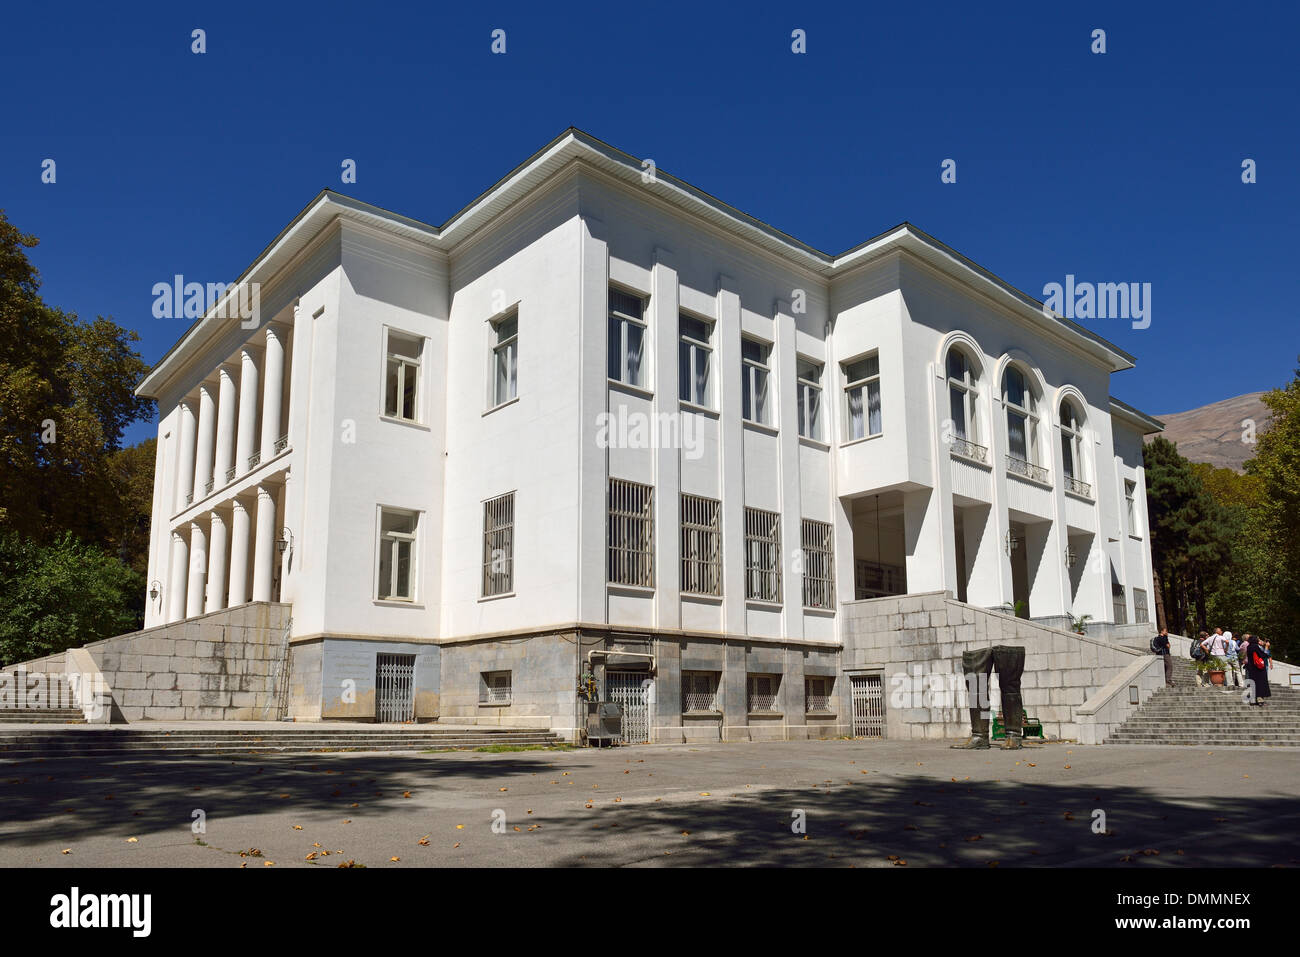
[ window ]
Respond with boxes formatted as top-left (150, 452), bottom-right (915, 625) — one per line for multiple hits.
top-left (608, 289), bottom-right (647, 388)
top-left (608, 478), bottom-right (654, 587)
top-left (1112, 584), bottom-right (1128, 624)
top-left (747, 674), bottom-right (780, 713)
top-left (741, 338), bottom-right (771, 425)
top-left (491, 313), bottom-right (518, 406)
top-left (844, 354), bottom-right (882, 440)
top-left (744, 507), bottom-right (782, 602)
top-left (1003, 366), bottom-right (1040, 465)
top-left (482, 492), bottom-right (514, 597)
top-left (678, 314), bottom-right (713, 407)
top-left (947, 348), bottom-right (980, 446)
top-left (680, 494), bottom-right (721, 596)
top-left (800, 519), bottom-right (835, 609)
top-left (480, 671), bottom-right (512, 704)
top-left (1133, 588), bottom-right (1149, 624)
top-left (681, 671), bottom-right (720, 713)
top-left (377, 509), bottom-right (417, 601)
top-left (1125, 480), bottom-right (1138, 535)
top-left (384, 333), bottom-right (422, 422)
top-left (796, 358), bottom-right (823, 440)
top-left (805, 676), bottom-right (834, 713)
top-left (1061, 400), bottom-right (1085, 481)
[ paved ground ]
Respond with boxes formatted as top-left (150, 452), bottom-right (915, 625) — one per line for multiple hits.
top-left (2, 739), bottom-right (1297, 867)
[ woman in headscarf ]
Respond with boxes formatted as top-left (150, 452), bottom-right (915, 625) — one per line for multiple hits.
top-left (1242, 633), bottom-right (1271, 705)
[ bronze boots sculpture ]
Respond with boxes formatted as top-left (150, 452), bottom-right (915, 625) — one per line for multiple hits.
top-left (951, 645), bottom-right (1026, 750)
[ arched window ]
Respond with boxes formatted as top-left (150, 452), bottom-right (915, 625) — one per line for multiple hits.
top-left (1003, 365), bottom-right (1040, 466)
top-left (946, 347), bottom-right (980, 447)
top-left (1060, 399), bottom-right (1084, 481)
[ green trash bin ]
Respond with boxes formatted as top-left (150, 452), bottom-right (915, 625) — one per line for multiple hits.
top-left (991, 712), bottom-right (1044, 740)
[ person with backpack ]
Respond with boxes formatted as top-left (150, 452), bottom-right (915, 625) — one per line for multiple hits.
top-left (1150, 627), bottom-right (1173, 687)
top-left (1192, 631), bottom-right (1210, 687)
top-left (1243, 633), bottom-right (1271, 705)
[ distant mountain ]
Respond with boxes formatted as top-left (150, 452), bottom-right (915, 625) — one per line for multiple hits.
top-left (1145, 392), bottom-right (1273, 472)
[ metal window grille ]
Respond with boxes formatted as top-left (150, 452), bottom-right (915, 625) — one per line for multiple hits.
top-left (482, 492), bottom-right (515, 597)
top-left (681, 671), bottom-right (720, 712)
top-left (744, 507), bottom-right (782, 602)
top-left (606, 671), bottom-right (651, 743)
top-left (747, 674), bottom-right (780, 713)
top-left (1133, 588), bottom-right (1149, 624)
top-left (608, 478), bottom-right (654, 587)
top-left (850, 674), bottom-right (885, 737)
top-left (854, 559), bottom-right (907, 600)
top-left (480, 670), bottom-right (512, 704)
top-left (805, 676), bottom-right (834, 713)
top-left (375, 653), bottom-right (415, 722)
top-left (1112, 584), bottom-right (1128, 624)
top-left (800, 518), bottom-right (835, 609)
top-left (680, 494), bottom-right (721, 596)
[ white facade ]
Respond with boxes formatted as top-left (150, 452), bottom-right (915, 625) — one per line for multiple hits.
top-left (137, 130), bottom-right (1161, 733)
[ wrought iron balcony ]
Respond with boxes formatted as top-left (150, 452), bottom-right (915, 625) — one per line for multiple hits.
top-left (949, 436), bottom-right (988, 464)
top-left (1005, 454), bottom-right (1050, 486)
top-left (1065, 475), bottom-right (1093, 498)
top-left (274, 434), bottom-right (289, 455)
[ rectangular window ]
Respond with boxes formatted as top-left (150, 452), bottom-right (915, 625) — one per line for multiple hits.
top-left (1125, 480), bottom-right (1138, 535)
top-left (796, 358), bottom-right (823, 440)
top-left (608, 478), bottom-right (654, 587)
top-left (681, 671), bottom-right (720, 713)
top-left (1112, 584), bottom-right (1128, 625)
top-left (384, 333), bottom-right (422, 422)
top-left (480, 671), bottom-right (512, 704)
top-left (680, 493), bottom-right (721, 596)
top-left (805, 676), bottom-right (834, 713)
top-left (482, 492), bottom-right (514, 597)
top-left (744, 506), bottom-right (782, 602)
top-left (491, 313), bottom-right (518, 407)
top-left (800, 518), bottom-right (835, 610)
top-left (608, 289), bottom-right (647, 388)
top-left (844, 354), bottom-right (881, 440)
top-left (741, 338), bottom-right (771, 425)
top-left (1133, 587), bottom-right (1149, 625)
top-left (377, 508), bottom-right (418, 601)
top-left (747, 673), bottom-right (780, 713)
top-left (678, 314), bottom-right (713, 407)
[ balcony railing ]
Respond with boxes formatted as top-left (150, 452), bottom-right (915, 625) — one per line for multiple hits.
top-left (1006, 454), bottom-right (1050, 486)
top-left (247, 451), bottom-right (261, 470)
top-left (274, 434), bottom-right (289, 455)
top-left (949, 437), bottom-right (988, 464)
top-left (1064, 475), bottom-right (1093, 498)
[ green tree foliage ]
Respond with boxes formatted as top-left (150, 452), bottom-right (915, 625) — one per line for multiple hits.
top-left (0, 533), bottom-right (144, 666)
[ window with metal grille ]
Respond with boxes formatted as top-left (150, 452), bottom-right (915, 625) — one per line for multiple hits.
top-left (679, 314), bottom-right (713, 407)
top-left (796, 358), bottom-right (823, 440)
top-left (681, 671), bottom-right (720, 713)
top-left (482, 492), bottom-right (514, 597)
top-left (1112, 584), bottom-right (1128, 624)
top-left (744, 507), bottom-right (782, 602)
top-left (804, 676), bottom-right (834, 713)
top-left (480, 670), bottom-right (512, 704)
top-left (608, 478), bottom-right (654, 587)
top-left (377, 508), bottom-right (417, 601)
top-left (680, 493), bottom-right (721, 596)
top-left (741, 338), bottom-right (771, 425)
top-left (800, 518), bottom-right (835, 609)
top-left (747, 673), bottom-right (780, 713)
top-left (608, 288), bottom-right (647, 388)
top-left (384, 331), bottom-right (422, 422)
top-left (844, 353), bottom-right (881, 440)
top-left (1133, 587), bottom-right (1149, 624)
top-left (491, 312), bottom-right (518, 407)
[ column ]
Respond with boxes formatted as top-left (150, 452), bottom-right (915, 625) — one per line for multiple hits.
top-left (235, 347), bottom-right (260, 475)
top-left (259, 327), bottom-right (285, 460)
top-left (213, 366), bottom-right (237, 487)
top-left (193, 383), bottom-right (216, 500)
top-left (186, 522), bottom-right (207, 619)
top-left (205, 511), bottom-right (228, 613)
top-left (228, 499), bottom-right (250, 607)
top-left (174, 400), bottom-right (197, 511)
top-left (252, 485), bottom-right (276, 602)
top-left (167, 531), bottom-right (188, 623)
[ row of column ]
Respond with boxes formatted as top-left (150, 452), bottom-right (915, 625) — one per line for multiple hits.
top-left (173, 326), bottom-right (287, 512)
top-left (167, 485), bottom-right (280, 622)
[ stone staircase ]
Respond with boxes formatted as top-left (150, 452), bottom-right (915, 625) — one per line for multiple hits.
top-left (1106, 656), bottom-right (1300, 747)
top-left (0, 725), bottom-right (561, 758)
top-left (0, 671), bottom-right (86, 725)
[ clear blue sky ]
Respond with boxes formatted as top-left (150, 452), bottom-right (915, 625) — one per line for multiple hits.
top-left (3, 1), bottom-right (1297, 447)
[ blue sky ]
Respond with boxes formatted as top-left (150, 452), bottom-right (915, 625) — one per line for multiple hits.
top-left (3, 1), bottom-right (1297, 447)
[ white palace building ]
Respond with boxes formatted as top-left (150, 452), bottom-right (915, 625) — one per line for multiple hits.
top-left (127, 129), bottom-right (1162, 742)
